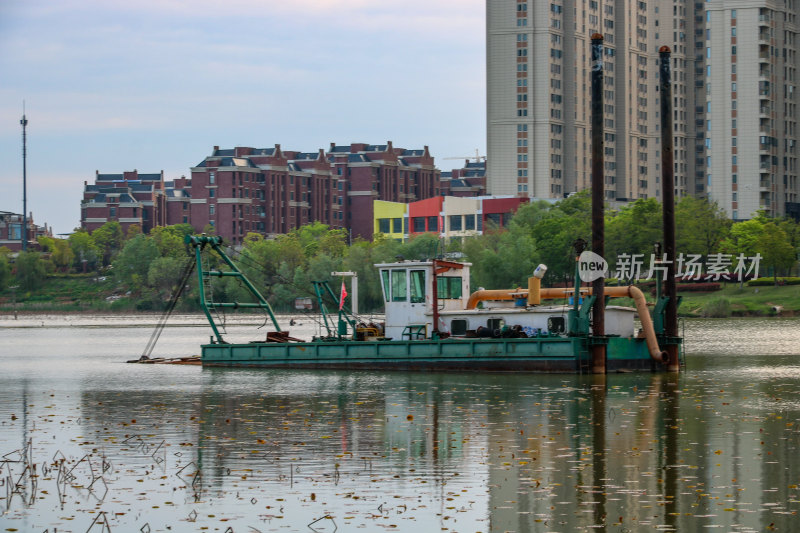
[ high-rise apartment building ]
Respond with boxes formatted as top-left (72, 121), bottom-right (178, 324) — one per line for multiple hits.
top-left (486, 0), bottom-right (705, 203)
top-left (706, 1), bottom-right (800, 220)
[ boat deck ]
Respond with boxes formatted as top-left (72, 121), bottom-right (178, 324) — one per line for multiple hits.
top-left (201, 335), bottom-right (672, 373)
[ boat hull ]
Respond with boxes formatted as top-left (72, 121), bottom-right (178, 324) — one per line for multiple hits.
top-left (201, 336), bottom-right (667, 373)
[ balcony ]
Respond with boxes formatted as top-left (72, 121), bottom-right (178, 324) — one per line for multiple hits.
top-left (760, 179), bottom-right (772, 191)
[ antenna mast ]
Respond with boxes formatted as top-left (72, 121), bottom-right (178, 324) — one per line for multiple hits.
top-left (20, 104), bottom-right (28, 252)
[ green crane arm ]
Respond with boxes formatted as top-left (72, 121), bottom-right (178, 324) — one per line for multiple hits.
top-left (185, 235), bottom-right (281, 343)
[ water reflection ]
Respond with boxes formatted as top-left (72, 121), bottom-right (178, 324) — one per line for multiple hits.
top-left (1, 317), bottom-right (799, 531)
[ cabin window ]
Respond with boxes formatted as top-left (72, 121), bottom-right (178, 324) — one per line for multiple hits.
top-left (487, 318), bottom-right (504, 331)
top-left (437, 276), bottom-right (462, 299)
top-left (409, 270), bottom-right (426, 303)
top-left (547, 316), bottom-right (565, 333)
top-left (381, 270), bottom-right (390, 301)
top-left (391, 270), bottom-right (407, 301)
top-left (450, 319), bottom-right (467, 336)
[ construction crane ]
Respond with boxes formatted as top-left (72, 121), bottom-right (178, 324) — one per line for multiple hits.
top-left (443, 149), bottom-right (486, 163)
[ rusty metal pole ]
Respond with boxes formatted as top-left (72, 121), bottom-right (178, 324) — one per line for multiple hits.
top-left (590, 34), bottom-right (606, 374)
top-left (659, 46), bottom-right (680, 372)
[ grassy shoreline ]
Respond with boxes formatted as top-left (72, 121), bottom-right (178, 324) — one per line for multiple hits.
top-left (2, 274), bottom-right (799, 318)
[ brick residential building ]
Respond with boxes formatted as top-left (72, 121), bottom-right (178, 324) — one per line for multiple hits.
top-left (0, 210), bottom-right (51, 251)
top-left (81, 141), bottom-right (442, 243)
top-left (189, 145), bottom-right (339, 244)
top-left (81, 171), bottom-right (167, 234)
top-left (440, 159), bottom-right (487, 197)
top-left (189, 142), bottom-right (440, 244)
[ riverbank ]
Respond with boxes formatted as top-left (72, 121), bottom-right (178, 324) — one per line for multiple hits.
top-left (674, 283), bottom-right (800, 317)
top-left (2, 274), bottom-right (799, 317)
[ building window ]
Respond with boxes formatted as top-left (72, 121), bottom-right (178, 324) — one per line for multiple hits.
top-left (413, 217), bottom-right (426, 232)
top-left (109, 207), bottom-right (116, 218)
top-left (428, 216), bottom-right (439, 232)
top-left (209, 172), bottom-right (215, 184)
top-left (392, 218), bottom-right (402, 233)
top-left (465, 215), bottom-right (475, 231)
top-left (209, 204), bottom-right (215, 216)
top-left (378, 218), bottom-right (390, 233)
top-left (209, 189), bottom-right (215, 198)
top-left (449, 215), bottom-right (463, 231)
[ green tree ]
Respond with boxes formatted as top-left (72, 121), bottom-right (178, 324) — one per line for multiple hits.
top-left (125, 224), bottom-right (142, 241)
top-left (15, 251), bottom-right (48, 291)
top-left (758, 222), bottom-right (796, 284)
top-left (526, 192), bottom-right (591, 283)
top-left (147, 256), bottom-right (186, 304)
top-left (150, 226), bottom-right (187, 258)
top-left (0, 248), bottom-right (12, 291)
top-left (39, 236), bottom-right (74, 272)
top-left (92, 221), bottom-right (124, 266)
top-left (721, 219), bottom-right (765, 257)
top-left (464, 220), bottom-right (537, 290)
top-left (675, 197), bottom-right (731, 257)
top-left (113, 234), bottom-right (159, 289)
top-left (605, 198), bottom-right (663, 267)
top-left (68, 229), bottom-right (101, 271)
top-left (344, 239), bottom-right (389, 312)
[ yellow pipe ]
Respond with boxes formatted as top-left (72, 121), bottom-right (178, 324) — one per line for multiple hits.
top-left (605, 286), bottom-right (666, 363)
top-left (465, 285), bottom-right (666, 363)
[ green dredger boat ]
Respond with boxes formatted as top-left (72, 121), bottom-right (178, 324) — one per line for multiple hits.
top-left (186, 235), bottom-right (682, 373)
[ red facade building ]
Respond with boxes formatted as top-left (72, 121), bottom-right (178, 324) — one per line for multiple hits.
top-left (408, 196), bottom-right (444, 235)
top-left (81, 171), bottom-right (167, 234)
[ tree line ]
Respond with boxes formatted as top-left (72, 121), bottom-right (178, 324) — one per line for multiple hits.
top-left (1, 193), bottom-right (798, 313)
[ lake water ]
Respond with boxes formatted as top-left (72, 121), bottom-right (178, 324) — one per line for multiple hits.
top-left (1, 315), bottom-right (799, 532)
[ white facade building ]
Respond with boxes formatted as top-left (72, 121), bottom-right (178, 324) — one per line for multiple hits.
top-left (486, 0), bottom-right (706, 203)
top-left (706, 0), bottom-right (800, 220)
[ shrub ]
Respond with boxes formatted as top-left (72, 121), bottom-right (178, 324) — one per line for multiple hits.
top-left (748, 277), bottom-right (800, 286)
top-left (702, 297), bottom-right (731, 318)
top-left (676, 282), bottom-right (721, 292)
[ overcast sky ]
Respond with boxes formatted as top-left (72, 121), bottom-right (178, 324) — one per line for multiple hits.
top-left (0, 0), bottom-right (485, 235)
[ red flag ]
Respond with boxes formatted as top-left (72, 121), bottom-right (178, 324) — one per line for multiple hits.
top-left (339, 281), bottom-right (348, 310)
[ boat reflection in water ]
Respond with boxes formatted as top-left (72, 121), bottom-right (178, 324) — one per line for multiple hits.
top-left (2, 318), bottom-right (799, 531)
top-left (76, 365), bottom-right (797, 531)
